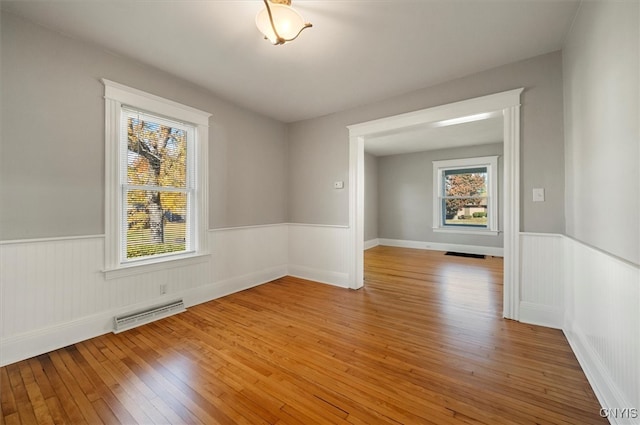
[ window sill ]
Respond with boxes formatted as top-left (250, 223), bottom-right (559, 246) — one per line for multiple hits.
top-left (103, 252), bottom-right (211, 280)
top-left (432, 227), bottom-right (500, 236)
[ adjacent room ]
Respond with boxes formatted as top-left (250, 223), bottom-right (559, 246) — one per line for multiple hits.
top-left (1, 1), bottom-right (638, 424)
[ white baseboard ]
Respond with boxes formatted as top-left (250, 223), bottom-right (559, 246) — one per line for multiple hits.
top-left (0, 312), bottom-right (113, 367)
top-left (0, 265), bottom-right (287, 367)
top-left (518, 301), bottom-right (563, 329)
top-left (287, 265), bottom-right (349, 289)
top-left (182, 265), bottom-right (287, 307)
top-left (561, 236), bottom-right (639, 423)
top-left (287, 224), bottom-right (350, 288)
top-left (364, 238), bottom-right (380, 250)
top-left (378, 238), bottom-right (503, 257)
top-left (564, 323), bottom-right (636, 425)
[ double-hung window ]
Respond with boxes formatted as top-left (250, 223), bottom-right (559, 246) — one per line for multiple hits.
top-left (103, 80), bottom-right (210, 277)
top-left (432, 156), bottom-right (499, 235)
top-left (122, 107), bottom-right (194, 259)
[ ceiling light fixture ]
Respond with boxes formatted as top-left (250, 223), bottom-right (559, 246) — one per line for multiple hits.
top-left (255, 0), bottom-right (312, 45)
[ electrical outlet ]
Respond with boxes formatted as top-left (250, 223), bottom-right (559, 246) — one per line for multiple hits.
top-left (160, 284), bottom-right (167, 295)
top-left (333, 181), bottom-right (344, 189)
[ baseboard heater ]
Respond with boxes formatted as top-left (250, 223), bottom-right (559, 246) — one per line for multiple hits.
top-left (113, 299), bottom-right (186, 334)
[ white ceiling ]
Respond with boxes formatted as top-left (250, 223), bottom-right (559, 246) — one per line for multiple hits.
top-left (2, 0), bottom-right (580, 124)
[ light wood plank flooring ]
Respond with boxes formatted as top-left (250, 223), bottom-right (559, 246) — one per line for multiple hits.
top-left (1, 246), bottom-right (606, 424)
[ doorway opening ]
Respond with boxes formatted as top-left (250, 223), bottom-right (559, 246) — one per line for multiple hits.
top-left (347, 89), bottom-right (523, 320)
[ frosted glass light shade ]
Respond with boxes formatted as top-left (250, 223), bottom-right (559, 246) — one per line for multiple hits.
top-left (255, 3), bottom-right (310, 45)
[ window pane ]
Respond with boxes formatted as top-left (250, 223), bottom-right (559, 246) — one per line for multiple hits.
top-left (443, 197), bottom-right (488, 227)
top-left (444, 169), bottom-right (487, 197)
top-left (126, 116), bottom-right (187, 188)
top-left (126, 190), bottom-right (187, 259)
top-left (433, 156), bottom-right (497, 233)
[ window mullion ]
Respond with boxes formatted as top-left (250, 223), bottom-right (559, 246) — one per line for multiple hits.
top-left (123, 184), bottom-right (191, 193)
top-left (442, 195), bottom-right (486, 199)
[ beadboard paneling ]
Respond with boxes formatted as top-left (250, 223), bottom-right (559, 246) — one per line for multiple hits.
top-left (519, 233), bottom-right (564, 328)
top-left (1, 237), bottom-right (106, 338)
top-left (564, 238), bottom-right (639, 424)
top-left (288, 224), bottom-right (350, 288)
top-left (3, 226), bottom-right (638, 421)
top-left (210, 224), bottom-right (288, 285)
top-left (0, 224), bottom-right (288, 366)
top-left (516, 232), bottom-right (638, 420)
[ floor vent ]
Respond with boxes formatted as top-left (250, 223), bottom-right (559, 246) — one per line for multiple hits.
top-left (113, 299), bottom-right (186, 334)
top-left (445, 251), bottom-right (486, 259)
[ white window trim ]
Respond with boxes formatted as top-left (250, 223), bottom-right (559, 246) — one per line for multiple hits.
top-left (432, 155), bottom-right (499, 236)
top-left (102, 79), bottom-right (211, 279)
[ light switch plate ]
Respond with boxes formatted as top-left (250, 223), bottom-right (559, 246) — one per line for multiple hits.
top-left (533, 188), bottom-right (545, 202)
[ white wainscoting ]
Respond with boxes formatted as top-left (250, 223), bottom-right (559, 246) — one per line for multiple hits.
top-left (519, 232), bottom-right (639, 423)
top-left (377, 238), bottom-right (504, 257)
top-left (209, 224), bottom-right (288, 298)
top-left (3, 227), bottom-right (638, 419)
top-left (0, 224), bottom-right (288, 366)
top-left (287, 224), bottom-right (350, 288)
top-left (563, 237), bottom-right (639, 424)
top-left (519, 233), bottom-right (564, 328)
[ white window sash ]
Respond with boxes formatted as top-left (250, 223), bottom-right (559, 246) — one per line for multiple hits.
top-left (432, 156), bottom-right (499, 235)
top-left (102, 79), bottom-right (211, 278)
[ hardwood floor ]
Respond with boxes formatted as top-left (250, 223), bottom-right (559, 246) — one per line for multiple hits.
top-left (1, 246), bottom-right (606, 424)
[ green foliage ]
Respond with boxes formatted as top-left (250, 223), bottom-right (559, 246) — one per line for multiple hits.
top-left (126, 222), bottom-right (186, 259)
top-left (127, 243), bottom-right (185, 259)
top-left (447, 216), bottom-right (487, 226)
top-left (472, 212), bottom-right (487, 218)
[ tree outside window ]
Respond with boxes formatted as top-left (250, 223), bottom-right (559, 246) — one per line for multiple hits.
top-left (432, 156), bottom-right (498, 234)
top-left (103, 79), bottom-right (210, 276)
top-left (443, 168), bottom-right (488, 227)
top-left (124, 112), bottom-right (191, 259)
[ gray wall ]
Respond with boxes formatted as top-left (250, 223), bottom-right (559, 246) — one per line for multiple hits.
top-left (364, 152), bottom-right (378, 241)
top-left (563, 1), bottom-right (639, 265)
top-left (288, 51), bottom-right (565, 234)
top-left (376, 143), bottom-right (503, 248)
top-left (0, 12), bottom-right (288, 240)
top-left (1, 13), bottom-right (572, 242)
top-left (287, 116), bottom-right (349, 225)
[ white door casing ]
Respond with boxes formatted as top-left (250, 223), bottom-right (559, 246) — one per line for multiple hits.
top-left (347, 88), bottom-right (523, 320)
